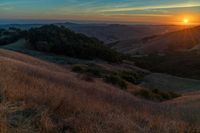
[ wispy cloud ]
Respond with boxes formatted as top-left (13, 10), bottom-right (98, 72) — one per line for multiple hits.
top-left (100, 3), bottom-right (200, 12)
top-left (0, 0), bottom-right (199, 24)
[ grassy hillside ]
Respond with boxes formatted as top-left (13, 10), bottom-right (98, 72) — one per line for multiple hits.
top-left (0, 49), bottom-right (199, 132)
top-left (126, 26), bottom-right (200, 54)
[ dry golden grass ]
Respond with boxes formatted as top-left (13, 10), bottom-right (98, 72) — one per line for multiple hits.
top-left (0, 49), bottom-right (199, 133)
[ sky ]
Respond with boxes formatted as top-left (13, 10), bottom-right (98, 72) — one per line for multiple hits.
top-left (0, 0), bottom-right (200, 24)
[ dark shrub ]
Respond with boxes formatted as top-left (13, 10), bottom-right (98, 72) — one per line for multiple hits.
top-left (120, 71), bottom-right (145, 84)
top-left (135, 89), bottom-right (161, 101)
top-left (159, 91), bottom-right (171, 100)
top-left (168, 91), bottom-right (181, 98)
top-left (104, 75), bottom-right (127, 90)
top-left (134, 88), bottom-right (181, 102)
top-left (72, 64), bottom-right (103, 77)
top-left (72, 64), bottom-right (87, 73)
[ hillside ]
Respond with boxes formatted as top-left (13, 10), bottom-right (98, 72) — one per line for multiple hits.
top-left (123, 26), bottom-right (200, 80)
top-left (64, 24), bottom-right (186, 44)
top-left (0, 49), bottom-right (200, 132)
top-left (137, 26), bottom-right (200, 54)
top-left (0, 25), bottom-right (123, 63)
top-left (113, 26), bottom-right (200, 54)
top-left (1, 25), bottom-right (200, 132)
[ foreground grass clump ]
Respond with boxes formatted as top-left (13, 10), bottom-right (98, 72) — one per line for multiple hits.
top-left (0, 101), bottom-right (73, 133)
top-left (104, 75), bottom-right (127, 90)
top-left (134, 89), bottom-right (181, 102)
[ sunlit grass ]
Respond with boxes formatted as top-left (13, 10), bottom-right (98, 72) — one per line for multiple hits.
top-left (0, 49), bottom-right (199, 132)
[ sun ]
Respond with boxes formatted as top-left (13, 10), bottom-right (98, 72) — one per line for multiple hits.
top-left (183, 18), bottom-right (189, 24)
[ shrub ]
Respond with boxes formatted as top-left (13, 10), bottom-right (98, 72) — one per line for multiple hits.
top-left (72, 64), bottom-right (104, 77)
top-left (72, 64), bottom-right (87, 73)
top-left (168, 91), bottom-right (181, 98)
top-left (134, 89), bottom-right (161, 101)
top-left (104, 75), bottom-right (127, 90)
top-left (152, 89), bottom-right (181, 100)
top-left (134, 88), bottom-right (181, 102)
top-left (119, 71), bottom-right (145, 84)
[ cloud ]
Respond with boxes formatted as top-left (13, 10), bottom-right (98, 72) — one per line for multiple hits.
top-left (100, 3), bottom-right (200, 12)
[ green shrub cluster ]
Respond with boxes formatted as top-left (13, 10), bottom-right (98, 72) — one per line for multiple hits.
top-left (72, 64), bottom-right (148, 90)
top-left (134, 89), bottom-right (181, 102)
top-left (104, 75), bottom-right (127, 90)
top-left (72, 64), bottom-right (104, 77)
top-left (72, 64), bottom-right (128, 89)
top-left (119, 71), bottom-right (145, 85)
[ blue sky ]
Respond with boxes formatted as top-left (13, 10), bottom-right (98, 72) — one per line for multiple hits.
top-left (0, 0), bottom-right (200, 24)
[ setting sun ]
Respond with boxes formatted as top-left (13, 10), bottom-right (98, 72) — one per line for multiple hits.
top-left (183, 19), bottom-right (189, 24)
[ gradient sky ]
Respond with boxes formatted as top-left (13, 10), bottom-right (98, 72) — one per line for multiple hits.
top-left (0, 0), bottom-right (200, 24)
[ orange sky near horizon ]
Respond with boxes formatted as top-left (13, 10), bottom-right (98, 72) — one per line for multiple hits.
top-left (0, 0), bottom-right (200, 25)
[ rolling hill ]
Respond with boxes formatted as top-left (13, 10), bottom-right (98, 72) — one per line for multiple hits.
top-left (0, 49), bottom-right (200, 133)
top-left (117, 26), bottom-right (200, 81)
top-left (136, 26), bottom-right (200, 54)
top-left (1, 25), bottom-right (200, 132)
top-left (113, 26), bottom-right (200, 54)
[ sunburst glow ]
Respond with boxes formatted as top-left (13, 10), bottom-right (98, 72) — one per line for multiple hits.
top-left (183, 19), bottom-right (189, 24)
top-left (0, 0), bottom-right (200, 25)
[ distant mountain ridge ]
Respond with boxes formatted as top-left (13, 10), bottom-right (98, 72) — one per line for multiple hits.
top-left (0, 22), bottom-right (185, 44)
top-left (113, 25), bottom-right (200, 54)
top-left (137, 26), bottom-right (200, 54)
